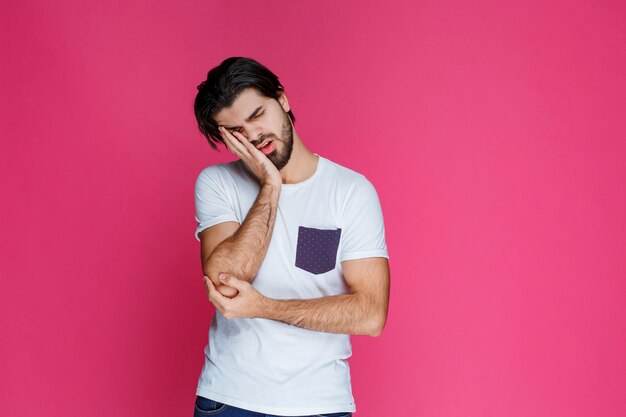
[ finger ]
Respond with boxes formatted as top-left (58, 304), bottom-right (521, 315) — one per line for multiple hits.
top-left (217, 127), bottom-right (241, 155)
top-left (217, 284), bottom-right (239, 298)
top-left (230, 131), bottom-right (258, 153)
top-left (219, 128), bottom-right (239, 155)
top-left (221, 134), bottom-right (237, 155)
top-left (205, 276), bottom-right (229, 304)
top-left (234, 133), bottom-right (274, 167)
top-left (220, 127), bottom-right (249, 157)
top-left (231, 132), bottom-right (273, 174)
top-left (228, 130), bottom-right (267, 161)
top-left (203, 277), bottom-right (221, 309)
top-left (219, 273), bottom-right (247, 290)
top-left (203, 275), bottom-right (215, 295)
top-left (203, 276), bottom-right (220, 303)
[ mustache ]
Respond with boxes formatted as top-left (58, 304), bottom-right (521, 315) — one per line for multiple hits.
top-left (253, 134), bottom-right (275, 147)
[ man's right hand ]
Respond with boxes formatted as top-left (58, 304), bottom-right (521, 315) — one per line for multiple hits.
top-left (219, 126), bottom-right (282, 188)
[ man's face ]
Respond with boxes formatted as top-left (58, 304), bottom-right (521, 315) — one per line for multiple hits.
top-left (214, 87), bottom-right (294, 171)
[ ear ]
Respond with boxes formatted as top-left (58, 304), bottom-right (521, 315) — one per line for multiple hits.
top-left (278, 91), bottom-right (291, 113)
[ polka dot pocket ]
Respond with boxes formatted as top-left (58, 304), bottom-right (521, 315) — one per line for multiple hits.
top-left (295, 226), bottom-right (342, 275)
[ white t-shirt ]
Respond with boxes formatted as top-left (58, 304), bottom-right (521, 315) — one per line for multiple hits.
top-left (193, 154), bottom-right (388, 416)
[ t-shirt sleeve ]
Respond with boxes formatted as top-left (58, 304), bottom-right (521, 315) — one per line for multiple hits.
top-left (339, 176), bottom-right (389, 262)
top-left (194, 166), bottom-right (239, 241)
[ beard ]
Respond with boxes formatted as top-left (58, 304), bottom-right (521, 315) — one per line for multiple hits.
top-left (264, 108), bottom-right (294, 171)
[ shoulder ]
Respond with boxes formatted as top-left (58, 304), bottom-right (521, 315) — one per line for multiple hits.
top-left (195, 160), bottom-right (250, 186)
top-left (321, 156), bottom-right (377, 195)
top-left (194, 161), bottom-right (249, 199)
top-left (196, 160), bottom-right (239, 179)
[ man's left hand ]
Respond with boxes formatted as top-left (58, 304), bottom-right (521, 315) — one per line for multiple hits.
top-left (203, 273), bottom-right (268, 319)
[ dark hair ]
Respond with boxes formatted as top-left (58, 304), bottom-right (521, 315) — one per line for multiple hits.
top-left (194, 57), bottom-right (296, 150)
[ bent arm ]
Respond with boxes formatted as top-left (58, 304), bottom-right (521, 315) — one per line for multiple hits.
top-left (203, 183), bottom-right (280, 287)
top-left (260, 257), bottom-right (390, 336)
top-left (261, 293), bottom-right (382, 336)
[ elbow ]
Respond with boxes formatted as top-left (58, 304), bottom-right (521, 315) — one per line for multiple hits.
top-left (366, 314), bottom-right (387, 337)
top-left (203, 258), bottom-right (254, 283)
top-left (356, 294), bottom-right (388, 337)
top-left (202, 259), bottom-right (219, 282)
top-left (368, 323), bottom-right (384, 337)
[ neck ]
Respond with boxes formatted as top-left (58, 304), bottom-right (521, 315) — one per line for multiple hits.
top-left (280, 131), bottom-right (318, 184)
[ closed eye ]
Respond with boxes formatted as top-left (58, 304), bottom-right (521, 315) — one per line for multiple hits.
top-left (225, 110), bottom-right (264, 133)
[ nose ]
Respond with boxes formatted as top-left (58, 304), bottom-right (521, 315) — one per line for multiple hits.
top-left (242, 123), bottom-right (264, 144)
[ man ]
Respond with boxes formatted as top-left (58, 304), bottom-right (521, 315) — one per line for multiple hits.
top-left (192, 56), bottom-right (390, 417)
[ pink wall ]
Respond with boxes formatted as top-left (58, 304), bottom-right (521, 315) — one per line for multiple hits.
top-left (1, 0), bottom-right (625, 416)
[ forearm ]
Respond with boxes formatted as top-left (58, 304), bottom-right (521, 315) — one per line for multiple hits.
top-left (260, 293), bottom-right (384, 337)
top-left (204, 183), bottom-right (280, 284)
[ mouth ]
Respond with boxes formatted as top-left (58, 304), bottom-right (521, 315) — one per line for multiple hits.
top-left (256, 138), bottom-right (274, 150)
top-left (258, 138), bottom-right (276, 155)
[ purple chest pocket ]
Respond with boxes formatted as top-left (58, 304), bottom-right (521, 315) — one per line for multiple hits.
top-left (295, 226), bottom-right (342, 275)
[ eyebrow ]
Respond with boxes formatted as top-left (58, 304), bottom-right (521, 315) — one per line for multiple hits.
top-left (221, 106), bottom-right (264, 130)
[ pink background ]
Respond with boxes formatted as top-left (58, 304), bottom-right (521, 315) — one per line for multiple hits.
top-left (1, 1), bottom-right (625, 416)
